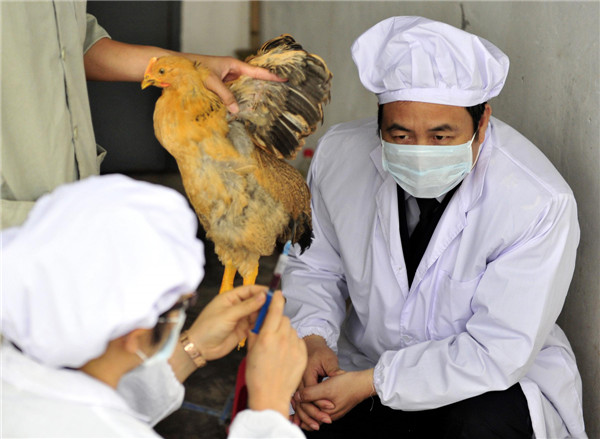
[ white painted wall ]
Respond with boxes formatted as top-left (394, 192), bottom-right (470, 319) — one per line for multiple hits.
top-left (181, 1), bottom-right (249, 57)
top-left (182, 1), bottom-right (599, 436)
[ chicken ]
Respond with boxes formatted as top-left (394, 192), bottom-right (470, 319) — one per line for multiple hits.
top-left (141, 35), bottom-right (332, 294)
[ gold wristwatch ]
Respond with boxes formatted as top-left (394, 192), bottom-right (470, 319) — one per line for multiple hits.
top-left (180, 331), bottom-right (207, 368)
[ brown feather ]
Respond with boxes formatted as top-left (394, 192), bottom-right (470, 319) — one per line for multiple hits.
top-left (229, 34), bottom-right (332, 159)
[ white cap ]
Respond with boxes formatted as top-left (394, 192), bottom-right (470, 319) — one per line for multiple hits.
top-left (351, 16), bottom-right (509, 106)
top-left (1, 175), bottom-right (205, 368)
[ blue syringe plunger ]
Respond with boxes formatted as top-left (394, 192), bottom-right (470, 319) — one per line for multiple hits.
top-left (251, 240), bottom-right (292, 334)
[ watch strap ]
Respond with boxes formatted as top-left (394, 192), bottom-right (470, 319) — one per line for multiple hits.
top-left (180, 330), bottom-right (207, 368)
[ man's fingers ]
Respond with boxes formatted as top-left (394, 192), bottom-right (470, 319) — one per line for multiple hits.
top-left (298, 381), bottom-right (331, 404)
top-left (301, 366), bottom-right (321, 388)
top-left (301, 422), bottom-right (315, 431)
top-left (203, 74), bottom-right (239, 113)
top-left (295, 402), bottom-right (327, 430)
top-left (292, 412), bottom-right (305, 428)
top-left (313, 399), bottom-right (335, 411)
top-left (241, 64), bottom-right (287, 82)
top-left (223, 290), bottom-right (266, 321)
top-left (223, 284), bottom-right (268, 303)
top-left (324, 362), bottom-right (345, 378)
top-left (294, 403), bottom-right (319, 431)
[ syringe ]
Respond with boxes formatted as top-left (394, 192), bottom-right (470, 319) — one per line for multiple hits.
top-left (251, 240), bottom-right (292, 334)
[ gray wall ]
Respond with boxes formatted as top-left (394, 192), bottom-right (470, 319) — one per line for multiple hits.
top-left (183, 1), bottom-right (599, 436)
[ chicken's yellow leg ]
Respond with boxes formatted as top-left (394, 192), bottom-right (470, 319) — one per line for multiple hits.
top-left (219, 264), bottom-right (237, 294)
top-left (236, 263), bottom-right (260, 349)
top-left (242, 264), bottom-right (259, 286)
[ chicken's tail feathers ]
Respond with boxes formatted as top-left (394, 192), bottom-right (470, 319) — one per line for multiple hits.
top-left (287, 213), bottom-right (313, 254)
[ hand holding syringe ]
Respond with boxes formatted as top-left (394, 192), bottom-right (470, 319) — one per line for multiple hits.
top-left (252, 240), bottom-right (292, 334)
top-left (245, 270), bottom-right (307, 419)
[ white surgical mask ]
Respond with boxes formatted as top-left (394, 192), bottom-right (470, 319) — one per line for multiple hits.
top-left (381, 131), bottom-right (478, 198)
top-left (136, 309), bottom-right (186, 367)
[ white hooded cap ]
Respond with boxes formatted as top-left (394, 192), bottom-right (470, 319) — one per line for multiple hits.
top-left (351, 16), bottom-right (510, 106)
top-left (1, 175), bottom-right (205, 368)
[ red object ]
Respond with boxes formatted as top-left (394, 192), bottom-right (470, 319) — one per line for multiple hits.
top-left (230, 357), bottom-right (248, 425)
top-left (303, 148), bottom-right (314, 158)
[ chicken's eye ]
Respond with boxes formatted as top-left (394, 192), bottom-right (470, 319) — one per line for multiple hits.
top-left (159, 68), bottom-right (165, 75)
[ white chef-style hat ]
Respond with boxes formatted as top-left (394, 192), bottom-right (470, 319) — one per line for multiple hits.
top-left (1, 174), bottom-right (205, 368)
top-left (351, 16), bottom-right (510, 107)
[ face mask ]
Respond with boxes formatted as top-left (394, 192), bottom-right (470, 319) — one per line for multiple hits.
top-left (136, 309), bottom-right (186, 367)
top-left (381, 131), bottom-right (478, 198)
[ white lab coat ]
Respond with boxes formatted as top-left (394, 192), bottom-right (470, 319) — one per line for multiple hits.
top-left (2, 342), bottom-right (160, 437)
top-left (283, 116), bottom-right (586, 438)
top-left (1, 342), bottom-right (304, 438)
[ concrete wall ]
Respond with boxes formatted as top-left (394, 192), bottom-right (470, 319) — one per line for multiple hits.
top-left (182, 1), bottom-right (599, 436)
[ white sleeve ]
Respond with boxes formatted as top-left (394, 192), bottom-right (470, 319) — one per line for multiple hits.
top-left (375, 194), bottom-right (580, 410)
top-left (283, 145), bottom-right (348, 352)
top-left (228, 410), bottom-right (305, 438)
top-left (117, 362), bottom-right (185, 426)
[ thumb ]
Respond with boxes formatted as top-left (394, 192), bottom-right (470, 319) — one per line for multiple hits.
top-left (323, 357), bottom-right (343, 377)
top-left (328, 369), bottom-right (346, 377)
top-left (246, 331), bottom-right (258, 351)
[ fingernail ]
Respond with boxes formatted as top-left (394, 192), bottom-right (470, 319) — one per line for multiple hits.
top-left (311, 423), bottom-right (319, 430)
top-left (322, 417), bottom-right (332, 424)
top-left (227, 103), bottom-right (239, 114)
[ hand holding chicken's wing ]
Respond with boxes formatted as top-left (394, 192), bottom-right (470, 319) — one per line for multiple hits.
top-left (228, 34), bottom-right (332, 159)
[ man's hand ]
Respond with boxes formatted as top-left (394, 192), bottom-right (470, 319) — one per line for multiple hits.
top-left (296, 368), bottom-right (375, 427)
top-left (168, 285), bottom-right (267, 382)
top-left (187, 285), bottom-right (267, 361)
top-left (83, 38), bottom-right (285, 114)
top-left (291, 335), bottom-right (343, 430)
top-left (245, 291), bottom-right (307, 418)
top-left (188, 54), bottom-right (285, 113)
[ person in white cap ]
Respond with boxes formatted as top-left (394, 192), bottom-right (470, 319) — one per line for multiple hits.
top-left (1, 174), bottom-right (306, 438)
top-left (283, 16), bottom-right (586, 438)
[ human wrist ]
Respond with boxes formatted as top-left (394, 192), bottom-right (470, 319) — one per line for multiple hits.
top-left (304, 334), bottom-right (327, 343)
top-left (247, 393), bottom-right (289, 419)
top-left (303, 334), bottom-right (328, 353)
top-left (360, 368), bottom-right (376, 400)
top-left (180, 330), bottom-right (207, 368)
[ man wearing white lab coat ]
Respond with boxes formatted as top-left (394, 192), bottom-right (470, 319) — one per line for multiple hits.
top-left (283, 16), bottom-right (586, 438)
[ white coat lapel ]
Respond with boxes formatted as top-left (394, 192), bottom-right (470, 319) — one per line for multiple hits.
top-left (412, 132), bottom-right (493, 288)
top-left (371, 146), bottom-right (410, 295)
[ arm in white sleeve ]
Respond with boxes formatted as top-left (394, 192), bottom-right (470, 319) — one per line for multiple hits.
top-left (117, 362), bottom-right (185, 426)
top-left (228, 410), bottom-right (305, 438)
top-left (375, 194), bottom-right (579, 410)
top-left (283, 149), bottom-right (348, 351)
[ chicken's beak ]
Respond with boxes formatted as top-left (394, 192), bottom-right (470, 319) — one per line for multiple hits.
top-left (141, 75), bottom-right (154, 89)
top-left (141, 57), bottom-right (158, 89)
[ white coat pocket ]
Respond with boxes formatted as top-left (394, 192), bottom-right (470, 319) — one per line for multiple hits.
top-left (428, 271), bottom-right (483, 339)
